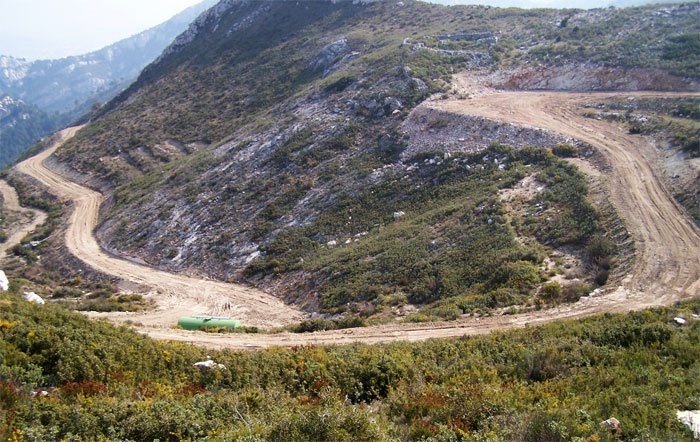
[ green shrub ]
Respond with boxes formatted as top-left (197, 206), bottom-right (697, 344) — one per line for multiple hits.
top-left (551, 144), bottom-right (578, 158)
top-left (541, 282), bottom-right (563, 301)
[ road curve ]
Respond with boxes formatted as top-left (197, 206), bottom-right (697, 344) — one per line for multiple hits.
top-left (13, 127), bottom-right (304, 329)
top-left (10, 86), bottom-right (700, 349)
top-left (431, 89), bottom-right (700, 305)
top-left (0, 180), bottom-right (47, 258)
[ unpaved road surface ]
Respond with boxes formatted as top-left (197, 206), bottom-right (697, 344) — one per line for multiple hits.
top-left (14, 127), bottom-right (303, 329)
top-left (0, 180), bottom-right (47, 258)
top-left (11, 84), bottom-right (700, 349)
top-left (431, 87), bottom-right (700, 306)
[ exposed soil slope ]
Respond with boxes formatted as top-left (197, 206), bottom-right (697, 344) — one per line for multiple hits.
top-left (13, 127), bottom-right (303, 329)
top-left (12, 84), bottom-right (700, 349)
top-left (0, 180), bottom-right (47, 258)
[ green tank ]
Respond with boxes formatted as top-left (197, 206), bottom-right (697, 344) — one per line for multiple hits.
top-left (177, 316), bottom-right (242, 331)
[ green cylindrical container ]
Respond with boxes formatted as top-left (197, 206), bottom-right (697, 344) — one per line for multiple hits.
top-left (178, 316), bottom-right (242, 331)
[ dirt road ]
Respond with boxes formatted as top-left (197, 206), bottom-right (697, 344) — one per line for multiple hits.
top-left (14, 127), bottom-right (303, 329)
top-left (0, 180), bottom-right (47, 258)
top-left (431, 87), bottom-right (700, 306)
top-left (10, 85), bottom-right (700, 349)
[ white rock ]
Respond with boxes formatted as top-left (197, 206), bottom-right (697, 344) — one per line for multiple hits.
top-left (393, 211), bottom-right (406, 219)
top-left (327, 240), bottom-right (337, 247)
top-left (678, 411), bottom-right (700, 439)
top-left (0, 271), bottom-right (8, 291)
top-left (245, 250), bottom-right (261, 264)
top-left (194, 359), bottom-right (226, 370)
top-left (674, 317), bottom-right (687, 325)
top-left (23, 292), bottom-right (45, 305)
top-left (600, 417), bottom-right (621, 434)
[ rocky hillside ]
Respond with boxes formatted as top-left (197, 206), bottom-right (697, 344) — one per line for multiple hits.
top-left (42, 0), bottom-right (699, 316)
top-left (0, 0), bottom-right (217, 170)
top-left (0, 0), bottom-right (217, 115)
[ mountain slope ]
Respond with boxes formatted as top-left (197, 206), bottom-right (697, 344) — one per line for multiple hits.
top-left (38, 0), bottom-right (700, 316)
top-left (0, 95), bottom-right (66, 168)
top-left (0, 0), bottom-right (217, 170)
top-left (0, 0), bottom-right (218, 115)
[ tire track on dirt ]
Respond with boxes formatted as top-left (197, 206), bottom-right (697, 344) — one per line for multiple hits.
top-left (431, 88), bottom-right (700, 305)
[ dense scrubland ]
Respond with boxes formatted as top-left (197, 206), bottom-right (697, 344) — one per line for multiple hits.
top-left (1, 290), bottom-right (699, 441)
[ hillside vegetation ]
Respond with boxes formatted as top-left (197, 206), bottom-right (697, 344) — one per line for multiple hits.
top-left (1, 291), bottom-right (699, 440)
top-left (19, 0), bottom-right (698, 317)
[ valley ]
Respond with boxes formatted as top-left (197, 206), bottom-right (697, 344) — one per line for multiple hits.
top-left (10, 85), bottom-right (699, 349)
top-left (2, 1), bottom-right (700, 439)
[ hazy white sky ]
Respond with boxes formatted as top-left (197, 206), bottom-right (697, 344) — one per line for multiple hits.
top-left (0, 0), bottom-right (204, 61)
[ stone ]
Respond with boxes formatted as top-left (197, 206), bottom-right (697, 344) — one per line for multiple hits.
top-left (600, 417), bottom-right (622, 435)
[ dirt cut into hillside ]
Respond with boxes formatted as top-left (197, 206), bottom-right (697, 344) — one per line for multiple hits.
top-left (13, 127), bottom-right (304, 329)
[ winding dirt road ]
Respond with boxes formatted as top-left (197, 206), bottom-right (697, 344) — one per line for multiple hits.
top-left (10, 85), bottom-right (700, 349)
top-left (431, 88), bottom-right (700, 305)
top-left (13, 127), bottom-right (303, 329)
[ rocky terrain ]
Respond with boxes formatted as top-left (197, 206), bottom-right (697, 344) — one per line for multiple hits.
top-left (7, 0), bottom-right (700, 321)
top-left (0, 0), bottom-right (217, 169)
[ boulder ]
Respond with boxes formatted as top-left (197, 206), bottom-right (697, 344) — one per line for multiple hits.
top-left (677, 410), bottom-right (700, 439)
top-left (309, 38), bottom-right (350, 76)
top-left (600, 417), bottom-right (622, 435)
top-left (0, 270), bottom-right (8, 291)
top-left (194, 359), bottom-right (226, 370)
top-left (23, 292), bottom-right (45, 305)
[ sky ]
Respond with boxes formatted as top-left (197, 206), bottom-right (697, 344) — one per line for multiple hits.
top-left (0, 0), bottom-right (204, 61)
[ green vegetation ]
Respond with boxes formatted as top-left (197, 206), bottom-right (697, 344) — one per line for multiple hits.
top-left (0, 202), bottom-right (7, 244)
top-left (4, 176), bottom-right (62, 265)
top-left (1, 289), bottom-right (699, 440)
top-left (246, 145), bottom-right (605, 316)
top-left (30, 0), bottom-right (694, 321)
